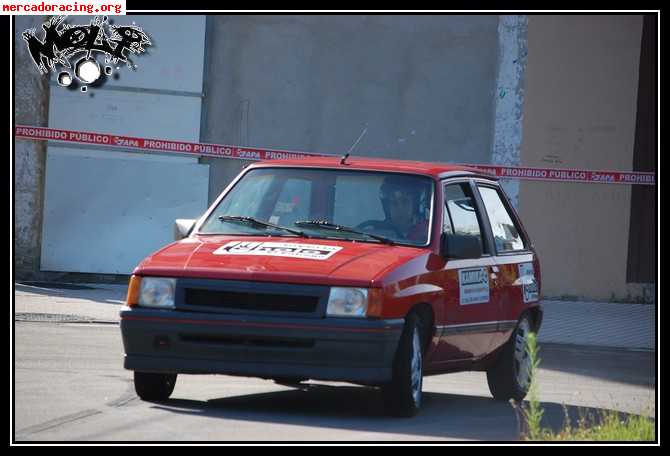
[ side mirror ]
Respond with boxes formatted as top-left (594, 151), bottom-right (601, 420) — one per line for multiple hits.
top-left (174, 219), bottom-right (196, 241)
top-left (440, 233), bottom-right (483, 259)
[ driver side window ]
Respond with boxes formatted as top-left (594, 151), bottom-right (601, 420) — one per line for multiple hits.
top-left (443, 183), bottom-right (487, 255)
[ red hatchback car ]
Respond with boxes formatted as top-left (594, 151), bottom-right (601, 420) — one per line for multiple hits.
top-left (120, 157), bottom-right (543, 417)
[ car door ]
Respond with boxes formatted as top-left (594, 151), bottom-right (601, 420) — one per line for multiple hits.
top-left (433, 179), bottom-right (502, 363)
top-left (474, 182), bottom-right (540, 354)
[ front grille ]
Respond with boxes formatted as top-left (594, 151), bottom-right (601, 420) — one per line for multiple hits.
top-left (184, 288), bottom-right (319, 314)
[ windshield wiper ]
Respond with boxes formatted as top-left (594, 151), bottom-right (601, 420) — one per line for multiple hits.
top-left (218, 215), bottom-right (308, 238)
top-left (294, 220), bottom-right (394, 245)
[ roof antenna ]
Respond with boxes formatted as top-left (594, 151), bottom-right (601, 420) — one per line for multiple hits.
top-left (341, 126), bottom-right (367, 165)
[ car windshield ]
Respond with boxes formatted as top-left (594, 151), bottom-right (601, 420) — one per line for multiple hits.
top-left (198, 167), bottom-right (434, 247)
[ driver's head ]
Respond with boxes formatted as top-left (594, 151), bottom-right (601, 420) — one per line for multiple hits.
top-left (380, 175), bottom-right (421, 232)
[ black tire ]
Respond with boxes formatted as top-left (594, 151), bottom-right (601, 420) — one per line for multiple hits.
top-left (134, 371), bottom-right (177, 401)
top-left (486, 315), bottom-right (532, 402)
top-left (381, 313), bottom-right (425, 417)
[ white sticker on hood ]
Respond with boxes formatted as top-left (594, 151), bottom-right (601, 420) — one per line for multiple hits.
top-left (213, 241), bottom-right (343, 260)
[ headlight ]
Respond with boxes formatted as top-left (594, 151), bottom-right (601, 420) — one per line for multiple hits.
top-left (326, 287), bottom-right (368, 318)
top-left (139, 277), bottom-right (176, 309)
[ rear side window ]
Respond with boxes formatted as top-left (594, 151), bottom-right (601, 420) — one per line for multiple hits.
top-left (443, 183), bottom-right (487, 255)
top-left (477, 186), bottom-right (526, 252)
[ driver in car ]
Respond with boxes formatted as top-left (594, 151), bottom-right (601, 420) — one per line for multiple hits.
top-left (359, 175), bottom-right (429, 243)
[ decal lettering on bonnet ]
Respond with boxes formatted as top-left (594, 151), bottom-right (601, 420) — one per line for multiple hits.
top-left (213, 241), bottom-right (342, 260)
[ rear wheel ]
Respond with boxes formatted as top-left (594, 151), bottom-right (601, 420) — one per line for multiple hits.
top-left (486, 316), bottom-right (532, 401)
top-left (381, 313), bottom-right (424, 417)
top-left (134, 371), bottom-right (177, 401)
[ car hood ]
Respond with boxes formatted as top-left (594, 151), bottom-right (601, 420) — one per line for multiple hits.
top-left (134, 235), bottom-right (427, 287)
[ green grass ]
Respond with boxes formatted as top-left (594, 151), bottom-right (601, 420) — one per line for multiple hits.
top-left (511, 332), bottom-right (655, 442)
top-left (541, 408), bottom-right (655, 441)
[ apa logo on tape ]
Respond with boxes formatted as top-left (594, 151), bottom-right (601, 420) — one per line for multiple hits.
top-left (459, 267), bottom-right (490, 305)
top-left (518, 262), bottom-right (539, 303)
top-left (214, 241), bottom-right (342, 260)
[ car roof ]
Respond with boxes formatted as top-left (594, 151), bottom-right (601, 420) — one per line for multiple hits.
top-left (248, 156), bottom-right (498, 180)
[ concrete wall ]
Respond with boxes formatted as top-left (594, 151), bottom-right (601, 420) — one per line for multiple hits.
top-left (201, 15), bottom-right (501, 202)
top-left (519, 15), bottom-right (644, 301)
top-left (14, 16), bottom-right (50, 279)
top-left (491, 15), bottom-right (528, 207)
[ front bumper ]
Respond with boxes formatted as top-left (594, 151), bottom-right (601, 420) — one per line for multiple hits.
top-left (120, 307), bottom-right (404, 384)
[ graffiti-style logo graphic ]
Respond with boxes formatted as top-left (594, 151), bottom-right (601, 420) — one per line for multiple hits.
top-left (23, 16), bottom-right (151, 92)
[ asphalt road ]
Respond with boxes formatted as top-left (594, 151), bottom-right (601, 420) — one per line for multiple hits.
top-left (13, 320), bottom-right (655, 442)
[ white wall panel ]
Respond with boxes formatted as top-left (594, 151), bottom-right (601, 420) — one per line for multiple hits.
top-left (49, 15), bottom-right (206, 93)
top-left (42, 15), bottom-right (208, 274)
top-left (48, 88), bottom-right (202, 143)
top-left (41, 149), bottom-right (209, 274)
top-left (101, 15), bottom-right (206, 93)
top-left (50, 146), bottom-right (198, 164)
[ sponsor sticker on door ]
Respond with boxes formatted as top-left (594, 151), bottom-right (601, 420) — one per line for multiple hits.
top-left (518, 262), bottom-right (539, 303)
top-left (213, 241), bottom-right (342, 260)
top-left (459, 267), bottom-right (490, 305)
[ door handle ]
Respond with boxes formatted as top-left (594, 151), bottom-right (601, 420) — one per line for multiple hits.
top-left (490, 265), bottom-right (499, 282)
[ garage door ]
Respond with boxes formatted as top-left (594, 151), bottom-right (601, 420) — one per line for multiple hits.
top-left (41, 15), bottom-right (209, 274)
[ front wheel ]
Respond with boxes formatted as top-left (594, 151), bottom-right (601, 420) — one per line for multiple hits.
top-left (134, 371), bottom-right (177, 401)
top-left (381, 314), bottom-right (424, 417)
top-left (486, 316), bottom-right (533, 402)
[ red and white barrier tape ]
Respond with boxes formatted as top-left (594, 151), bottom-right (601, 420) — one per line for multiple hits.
top-left (464, 164), bottom-right (655, 186)
top-left (14, 125), bottom-right (327, 161)
top-left (15, 125), bottom-right (655, 186)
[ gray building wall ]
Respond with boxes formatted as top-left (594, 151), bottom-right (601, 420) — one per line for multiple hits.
top-left (15, 16), bottom-right (50, 280)
top-left (201, 15), bottom-right (501, 202)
